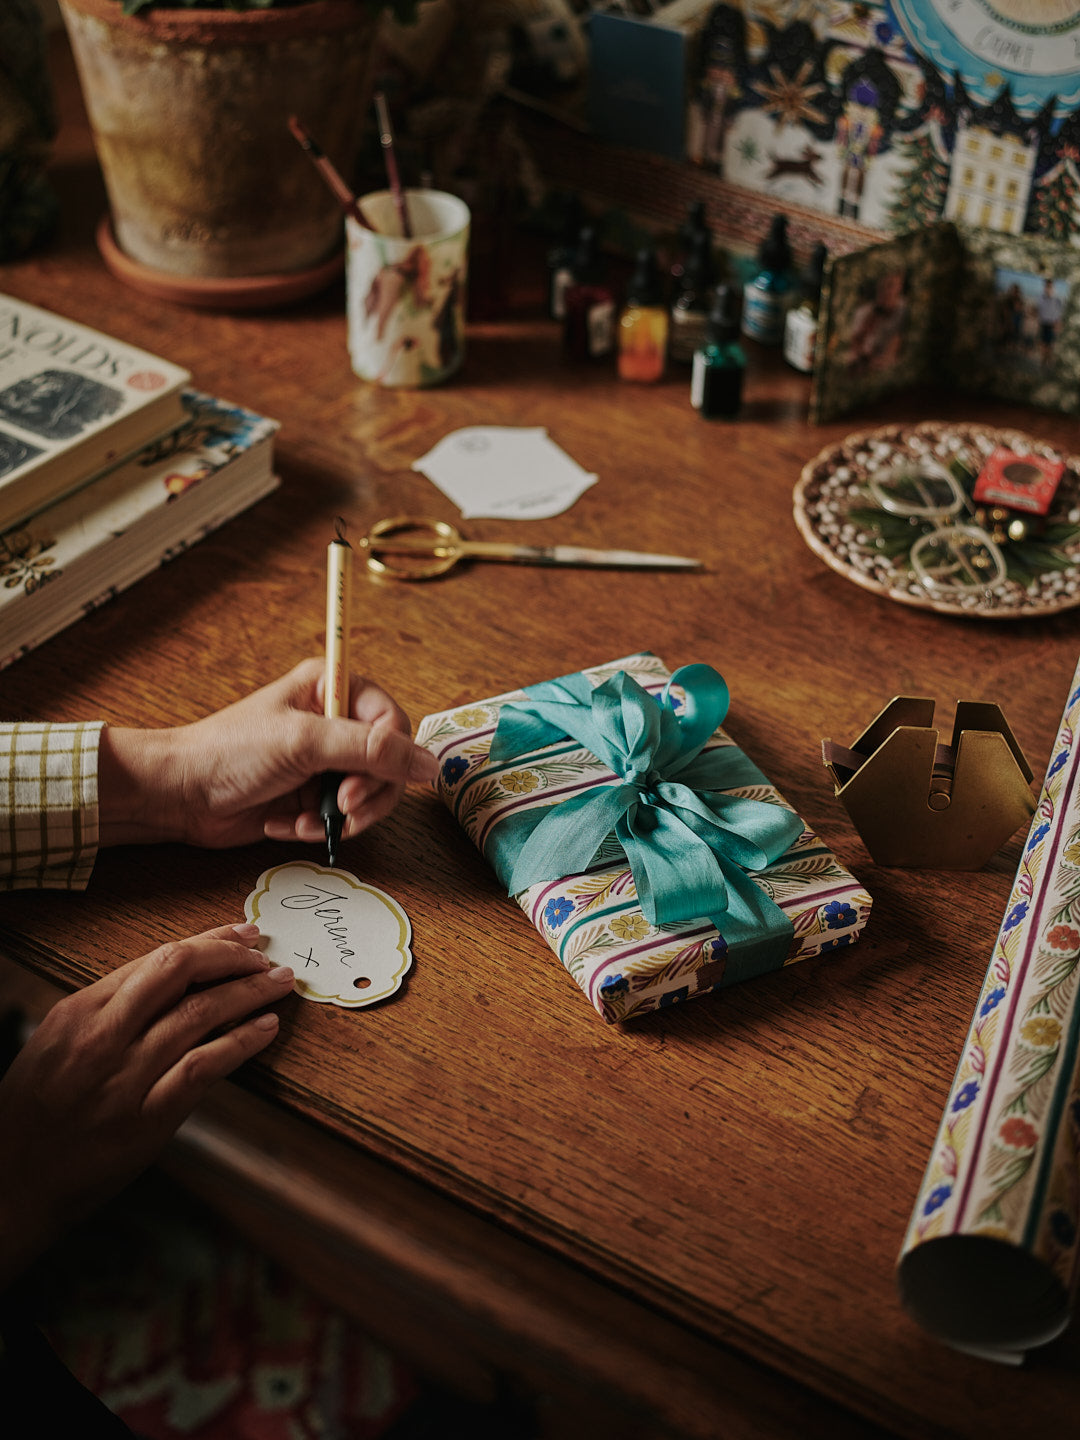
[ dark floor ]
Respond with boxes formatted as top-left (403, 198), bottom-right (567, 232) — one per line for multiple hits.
top-left (1, 978), bottom-right (537, 1440)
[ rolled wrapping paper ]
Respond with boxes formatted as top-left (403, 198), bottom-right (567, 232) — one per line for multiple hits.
top-left (416, 652), bottom-right (872, 1023)
top-left (899, 654), bottom-right (1080, 1363)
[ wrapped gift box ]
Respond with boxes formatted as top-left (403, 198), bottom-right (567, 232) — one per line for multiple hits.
top-left (416, 653), bottom-right (871, 1023)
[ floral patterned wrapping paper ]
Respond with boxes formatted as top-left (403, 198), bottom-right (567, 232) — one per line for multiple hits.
top-left (899, 653), bottom-right (1080, 1360)
top-left (415, 653), bottom-right (872, 1024)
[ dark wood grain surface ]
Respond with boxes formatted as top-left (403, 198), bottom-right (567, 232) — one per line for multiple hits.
top-left (2, 34), bottom-right (1079, 1440)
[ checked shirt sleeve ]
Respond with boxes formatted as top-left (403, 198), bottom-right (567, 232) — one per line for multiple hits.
top-left (0, 722), bottom-right (103, 891)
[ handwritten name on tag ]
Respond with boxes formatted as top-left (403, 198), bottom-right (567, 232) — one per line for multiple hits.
top-left (244, 862), bottom-right (413, 1009)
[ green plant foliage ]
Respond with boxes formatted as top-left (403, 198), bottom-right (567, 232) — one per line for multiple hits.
top-left (847, 449), bottom-right (1080, 589)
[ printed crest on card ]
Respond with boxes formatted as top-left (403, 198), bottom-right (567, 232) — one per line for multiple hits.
top-left (245, 861), bottom-right (412, 1008)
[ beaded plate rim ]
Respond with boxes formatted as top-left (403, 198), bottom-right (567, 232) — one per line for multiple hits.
top-left (792, 421), bottom-right (1080, 621)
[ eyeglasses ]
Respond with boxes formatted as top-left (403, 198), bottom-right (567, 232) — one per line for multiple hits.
top-left (866, 459), bottom-right (1007, 596)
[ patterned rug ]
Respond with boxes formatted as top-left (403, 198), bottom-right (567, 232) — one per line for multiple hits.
top-left (25, 1169), bottom-right (418, 1440)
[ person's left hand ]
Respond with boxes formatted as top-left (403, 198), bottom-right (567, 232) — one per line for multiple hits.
top-left (0, 923), bottom-right (289, 1290)
top-left (98, 659), bottom-right (437, 850)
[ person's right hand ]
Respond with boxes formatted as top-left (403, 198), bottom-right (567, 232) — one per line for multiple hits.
top-left (97, 659), bottom-right (438, 850)
top-left (0, 922), bottom-right (289, 1291)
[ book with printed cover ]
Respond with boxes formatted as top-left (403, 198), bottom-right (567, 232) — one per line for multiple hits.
top-left (0, 391), bottom-right (279, 670)
top-left (0, 293), bottom-right (191, 531)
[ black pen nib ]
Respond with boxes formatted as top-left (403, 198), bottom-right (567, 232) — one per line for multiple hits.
top-left (325, 814), bottom-right (344, 870)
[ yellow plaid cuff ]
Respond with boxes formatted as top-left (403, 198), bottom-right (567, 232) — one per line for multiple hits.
top-left (1, 722), bottom-right (103, 890)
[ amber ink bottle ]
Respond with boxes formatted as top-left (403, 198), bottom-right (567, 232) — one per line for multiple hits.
top-left (617, 247), bottom-right (668, 382)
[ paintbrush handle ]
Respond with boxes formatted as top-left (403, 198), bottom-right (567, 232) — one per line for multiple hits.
top-left (288, 114), bottom-right (375, 232)
top-left (374, 92), bottom-right (412, 239)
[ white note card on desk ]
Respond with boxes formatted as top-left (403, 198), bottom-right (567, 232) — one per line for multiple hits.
top-left (412, 425), bottom-right (597, 520)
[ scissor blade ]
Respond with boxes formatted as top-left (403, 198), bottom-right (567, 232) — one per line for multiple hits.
top-left (545, 545), bottom-right (703, 569)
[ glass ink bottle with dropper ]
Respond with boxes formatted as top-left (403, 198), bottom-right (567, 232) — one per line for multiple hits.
top-left (617, 246), bottom-right (668, 382)
top-left (670, 198), bottom-right (708, 291)
top-left (668, 227), bottom-right (716, 366)
top-left (783, 242), bottom-right (828, 374)
top-left (691, 284), bottom-right (745, 420)
top-left (546, 192), bottom-right (584, 321)
top-left (741, 212), bottom-right (793, 347)
top-left (562, 225), bottom-right (616, 360)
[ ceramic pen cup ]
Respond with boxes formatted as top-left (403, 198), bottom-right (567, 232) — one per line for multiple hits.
top-left (345, 189), bottom-right (470, 388)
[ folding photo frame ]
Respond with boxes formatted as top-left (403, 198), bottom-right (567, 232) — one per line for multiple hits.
top-left (811, 223), bottom-right (1080, 423)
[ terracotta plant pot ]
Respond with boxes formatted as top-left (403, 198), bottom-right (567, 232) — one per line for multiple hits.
top-left (59, 0), bottom-right (381, 286)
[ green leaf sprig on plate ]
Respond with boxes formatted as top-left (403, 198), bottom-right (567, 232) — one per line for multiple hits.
top-left (847, 452), bottom-right (1080, 589)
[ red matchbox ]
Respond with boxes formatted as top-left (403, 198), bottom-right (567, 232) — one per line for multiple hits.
top-left (972, 446), bottom-right (1064, 517)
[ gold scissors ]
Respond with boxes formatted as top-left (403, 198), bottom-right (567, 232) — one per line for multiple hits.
top-left (357, 515), bottom-right (704, 581)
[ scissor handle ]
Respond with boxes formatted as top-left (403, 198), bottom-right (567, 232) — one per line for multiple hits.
top-left (361, 515), bottom-right (461, 581)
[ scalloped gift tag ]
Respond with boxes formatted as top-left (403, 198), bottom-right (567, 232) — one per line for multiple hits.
top-left (245, 862), bottom-right (412, 1008)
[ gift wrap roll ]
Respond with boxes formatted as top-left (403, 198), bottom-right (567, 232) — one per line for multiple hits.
top-left (898, 654), bottom-right (1080, 1362)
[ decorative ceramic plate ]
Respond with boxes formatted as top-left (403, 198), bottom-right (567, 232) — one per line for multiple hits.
top-left (793, 422), bottom-right (1080, 619)
top-left (890, 0), bottom-right (1080, 114)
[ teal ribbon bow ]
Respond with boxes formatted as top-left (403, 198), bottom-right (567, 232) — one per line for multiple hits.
top-left (486, 665), bottom-right (802, 960)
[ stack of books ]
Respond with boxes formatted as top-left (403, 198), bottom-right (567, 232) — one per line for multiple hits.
top-left (0, 295), bottom-right (279, 670)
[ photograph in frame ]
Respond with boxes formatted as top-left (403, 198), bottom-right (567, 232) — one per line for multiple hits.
top-left (810, 223), bottom-right (1080, 423)
top-left (951, 226), bottom-right (1080, 417)
top-left (810, 223), bottom-right (963, 423)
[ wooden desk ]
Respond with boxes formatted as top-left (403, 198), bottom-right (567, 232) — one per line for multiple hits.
top-left (3, 37), bottom-right (1080, 1440)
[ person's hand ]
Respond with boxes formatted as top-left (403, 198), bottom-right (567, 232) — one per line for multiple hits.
top-left (97, 659), bottom-right (438, 849)
top-left (0, 923), bottom-right (290, 1290)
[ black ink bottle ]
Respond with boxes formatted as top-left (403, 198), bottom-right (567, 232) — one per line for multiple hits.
top-left (668, 228), bottom-right (716, 366)
top-left (563, 225), bottom-right (616, 361)
top-left (669, 198), bottom-right (708, 291)
top-left (546, 192), bottom-right (584, 321)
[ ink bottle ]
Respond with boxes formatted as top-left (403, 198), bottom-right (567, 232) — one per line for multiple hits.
top-left (546, 192), bottom-right (583, 321)
top-left (617, 247), bottom-right (668, 382)
top-left (691, 285), bottom-right (745, 420)
top-left (669, 198), bottom-right (708, 291)
top-left (562, 226), bottom-right (616, 361)
top-left (668, 229), bottom-right (715, 366)
top-left (783, 242), bottom-right (828, 374)
top-left (741, 213), bottom-right (793, 347)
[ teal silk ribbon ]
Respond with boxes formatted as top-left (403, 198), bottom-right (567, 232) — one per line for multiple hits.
top-left (485, 665), bottom-right (802, 959)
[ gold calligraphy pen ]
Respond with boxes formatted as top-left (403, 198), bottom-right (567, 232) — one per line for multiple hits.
top-left (358, 516), bottom-right (703, 581)
top-left (321, 521), bottom-right (353, 867)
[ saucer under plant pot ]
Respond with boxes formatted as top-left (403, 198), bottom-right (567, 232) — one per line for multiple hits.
top-left (58, 0), bottom-right (405, 308)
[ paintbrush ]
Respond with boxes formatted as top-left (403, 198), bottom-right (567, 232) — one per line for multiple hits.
top-left (373, 91), bottom-right (412, 239)
top-left (288, 115), bottom-right (375, 232)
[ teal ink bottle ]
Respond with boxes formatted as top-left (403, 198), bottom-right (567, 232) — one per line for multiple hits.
top-left (668, 228), bottom-right (716, 366)
top-left (691, 285), bottom-right (745, 420)
top-left (563, 225), bottom-right (616, 360)
top-left (741, 213), bottom-right (793, 347)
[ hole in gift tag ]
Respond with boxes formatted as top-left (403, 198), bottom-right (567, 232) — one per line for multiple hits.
top-left (244, 862), bottom-right (413, 1009)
